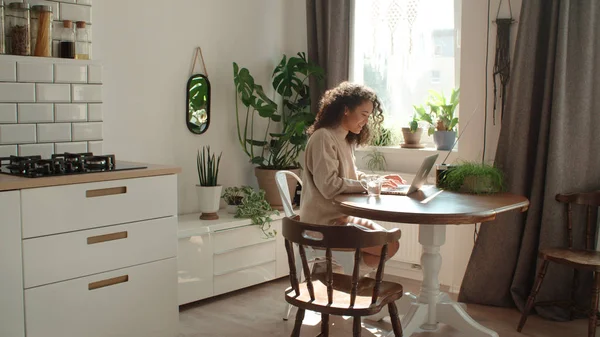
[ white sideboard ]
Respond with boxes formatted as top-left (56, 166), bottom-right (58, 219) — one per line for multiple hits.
top-left (0, 171), bottom-right (179, 337)
top-left (177, 211), bottom-right (289, 306)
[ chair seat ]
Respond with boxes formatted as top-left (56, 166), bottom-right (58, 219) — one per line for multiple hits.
top-left (540, 248), bottom-right (600, 270)
top-left (285, 272), bottom-right (403, 317)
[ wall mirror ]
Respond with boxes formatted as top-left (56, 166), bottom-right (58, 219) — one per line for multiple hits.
top-left (186, 74), bottom-right (211, 134)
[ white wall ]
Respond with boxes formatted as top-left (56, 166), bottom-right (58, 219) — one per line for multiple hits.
top-left (94, 0), bottom-right (307, 215)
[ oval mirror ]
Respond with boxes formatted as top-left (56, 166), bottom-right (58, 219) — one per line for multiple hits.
top-left (186, 74), bottom-right (211, 134)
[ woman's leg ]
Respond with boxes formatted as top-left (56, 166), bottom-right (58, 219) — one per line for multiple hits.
top-left (341, 216), bottom-right (400, 268)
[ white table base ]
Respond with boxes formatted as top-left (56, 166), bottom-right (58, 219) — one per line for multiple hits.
top-left (384, 225), bottom-right (498, 337)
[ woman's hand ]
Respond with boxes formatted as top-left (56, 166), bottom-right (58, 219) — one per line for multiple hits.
top-left (383, 174), bottom-right (407, 185)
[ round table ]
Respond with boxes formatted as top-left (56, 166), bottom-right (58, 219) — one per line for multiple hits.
top-left (334, 186), bottom-right (529, 337)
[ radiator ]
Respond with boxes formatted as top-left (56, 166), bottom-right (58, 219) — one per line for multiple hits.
top-left (366, 170), bottom-right (428, 265)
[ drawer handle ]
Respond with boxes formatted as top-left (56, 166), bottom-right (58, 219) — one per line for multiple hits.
top-left (87, 231), bottom-right (128, 245)
top-left (88, 275), bottom-right (129, 290)
top-left (86, 186), bottom-right (127, 198)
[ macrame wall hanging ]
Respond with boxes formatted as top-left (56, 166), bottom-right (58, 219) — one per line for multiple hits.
top-left (384, 0), bottom-right (420, 54)
top-left (492, 0), bottom-right (515, 125)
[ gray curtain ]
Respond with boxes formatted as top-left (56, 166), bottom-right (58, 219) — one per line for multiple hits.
top-left (458, 0), bottom-right (600, 321)
top-left (306, 0), bottom-right (352, 113)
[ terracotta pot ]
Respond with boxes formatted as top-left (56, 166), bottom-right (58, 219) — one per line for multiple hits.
top-left (401, 127), bottom-right (423, 145)
top-left (196, 185), bottom-right (222, 220)
top-left (255, 167), bottom-right (301, 211)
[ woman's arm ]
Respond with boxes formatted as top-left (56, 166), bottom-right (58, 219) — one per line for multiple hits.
top-left (307, 133), bottom-right (365, 199)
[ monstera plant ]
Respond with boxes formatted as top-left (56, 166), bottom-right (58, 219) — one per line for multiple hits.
top-left (233, 52), bottom-right (324, 209)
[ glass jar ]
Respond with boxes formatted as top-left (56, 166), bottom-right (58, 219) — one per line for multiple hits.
top-left (0, 1), bottom-right (5, 54)
top-left (31, 5), bottom-right (52, 57)
top-left (59, 20), bottom-right (74, 59)
top-left (5, 2), bottom-right (30, 56)
top-left (75, 21), bottom-right (89, 60)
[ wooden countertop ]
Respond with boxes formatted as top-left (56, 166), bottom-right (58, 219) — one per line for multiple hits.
top-left (0, 161), bottom-right (181, 191)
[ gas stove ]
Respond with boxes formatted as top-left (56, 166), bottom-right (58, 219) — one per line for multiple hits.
top-left (0, 153), bottom-right (147, 178)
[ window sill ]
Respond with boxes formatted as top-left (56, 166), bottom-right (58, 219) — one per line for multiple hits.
top-left (356, 145), bottom-right (458, 154)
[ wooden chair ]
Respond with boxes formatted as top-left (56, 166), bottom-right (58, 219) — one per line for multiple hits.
top-left (282, 215), bottom-right (404, 337)
top-left (517, 190), bottom-right (600, 337)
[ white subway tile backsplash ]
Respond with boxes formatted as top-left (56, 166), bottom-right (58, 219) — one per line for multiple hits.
top-left (87, 64), bottom-right (101, 83)
top-left (18, 104), bottom-right (54, 123)
top-left (18, 143), bottom-right (54, 158)
top-left (55, 103), bottom-right (87, 122)
top-left (24, 1), bottom-right (60, 20)
top-left (77, 0), bottom-right (92, 5)
top-left (87, 103), bottom-right (101, 121)
top-left (55, 0), bottom-right (76, 3)
top-left (87, 140), bottom-right (102, 154)
top-left (17, 62), bottom-right (53, 82)
top-left (0, 124), bottom-right (36, 144)
top-left (0, 60), bottom-right (17, 82)
top-left (72, 122), bottom-right (101, 141)
top-left (55, 141), bottom-right (87, 153)
top-left (0, 83), bottom-right (35, 102)
top-left (72, 84), bottom-right (101, 102)
top-left (36, 83), bottom-right (71, 102)
top-left (0, 104), bottom-right (17, 123)
top-left (0, 145), bottom-right (17, 157)
top-left (37, 123), bottom-right (71, 142)
top-left (54, 64), bottom-right (87, 83)
top-left (60, 2), bottom-right (91, 23)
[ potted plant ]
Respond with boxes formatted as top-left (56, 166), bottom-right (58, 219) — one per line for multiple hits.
top-left (233, 52), bottom-right (324, 209)
top-left (427, 88), bottom-right (460, 150)
top-left (196, 146), bottom-right (222, 220)
top-left (221, 186), bottom-right (253, 214)
top-left (437, 161), bottom-right (505, 194)
top-left (401, 107), bottom-right (426, 148)
top-left (234, 187), bottom-right (280, 239)
top-left (370, 126), bottom-right (398, 147)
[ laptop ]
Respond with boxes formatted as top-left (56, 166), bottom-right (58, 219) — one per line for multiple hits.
top-left (381, 154), bottom-right (439, 195)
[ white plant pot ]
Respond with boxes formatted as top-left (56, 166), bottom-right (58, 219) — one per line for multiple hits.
top-left (196, 185), bottom-right (222, 220)
top-left (225, 204), bottom-right (238, 214)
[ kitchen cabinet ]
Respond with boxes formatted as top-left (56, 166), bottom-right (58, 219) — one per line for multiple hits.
top-left (0, 191), bottom-right (25, 337)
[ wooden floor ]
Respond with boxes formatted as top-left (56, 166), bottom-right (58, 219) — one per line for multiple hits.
top-left (178, 276), bottom-right (589, 337)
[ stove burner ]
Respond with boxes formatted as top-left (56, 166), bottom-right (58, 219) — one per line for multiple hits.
top-left (0, 153), bottom-right (143, 178)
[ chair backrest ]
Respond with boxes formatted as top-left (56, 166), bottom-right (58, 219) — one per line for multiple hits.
top-left (275, 170), bottom-right (302, 217)
top-left (282, 215), bottom-right (401, 307)
top-left (556, 190), bottom-right (600, 250)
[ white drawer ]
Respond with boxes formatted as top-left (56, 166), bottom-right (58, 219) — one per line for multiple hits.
top-left (212, 224), bottom-right (275, 253)
top-left (21, 174), bottom-right (177, 238)
top-left (25, 258), bottom-right (178, 337)
top-left (178, 234), bottom-right (213, 305)
top-left (213, 261), bottom-right (276, 296)
top-left (23, 216), bottom-right (177, 288)
top-left (213, 240), bottom-right (276, 276)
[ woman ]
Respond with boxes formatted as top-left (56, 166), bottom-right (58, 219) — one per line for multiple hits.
top-left (299, 81), bottom-right (404, 271)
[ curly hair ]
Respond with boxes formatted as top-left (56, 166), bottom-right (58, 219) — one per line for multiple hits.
top-left (307, 82), bottom-right (384, 146)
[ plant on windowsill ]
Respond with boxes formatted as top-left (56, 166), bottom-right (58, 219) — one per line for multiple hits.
top-left (234, 187), bottom-right (280, 239)
top-left (221, 185), bottom-right (253, 214)
top-left (437, 161), bottom-right (505, 194)
top-left (196, 146), bottom-right (223, 220)
top-left (233, 52), bottom-right (324, 210)
top-left (401, 108), bottom-right (426, 148)
top-left (426, 88), bottom-right (460, 150)
top-left (370, 126), bottom-right (397, 147)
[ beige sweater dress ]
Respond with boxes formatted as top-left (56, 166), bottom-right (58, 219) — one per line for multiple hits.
top-left (299, 126), bottom-right (367, 225)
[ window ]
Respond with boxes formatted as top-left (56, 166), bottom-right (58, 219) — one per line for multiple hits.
top-left (351, 0), bottom-right (461, 147)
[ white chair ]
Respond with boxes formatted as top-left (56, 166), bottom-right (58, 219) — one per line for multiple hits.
top-left (274, 170), bottom-right (355, 320)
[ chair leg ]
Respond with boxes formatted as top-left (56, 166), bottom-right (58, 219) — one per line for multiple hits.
top-left (570, 269), bottom-right (579, 321)
top-left (283, 303), bottom-right (294, 321)
top-left (388, 302), bottom-right (404, 337)
top-left (321, 313), bottom-right (329, 336)
top-left (517, 259), bottom-right (550, 332)
top-left (353, 316), bottom-right (361, 337)
top-left (588, 272), bottom-right (600, 337)
top-left (291, 308), bottom-right (305, 337)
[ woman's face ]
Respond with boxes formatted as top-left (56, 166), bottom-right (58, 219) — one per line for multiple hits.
top-left (341, 100), bottom-right (374, 134)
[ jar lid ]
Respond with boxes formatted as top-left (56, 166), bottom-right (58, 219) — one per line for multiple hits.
top-left (76, 21), bottom-right (86, 28)
top-left (63, 20), bottom-right (73, 28)
top-left (7, 2), bottom-right (30, 10)
top-left (31, 4), bottom-right (53, 12)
